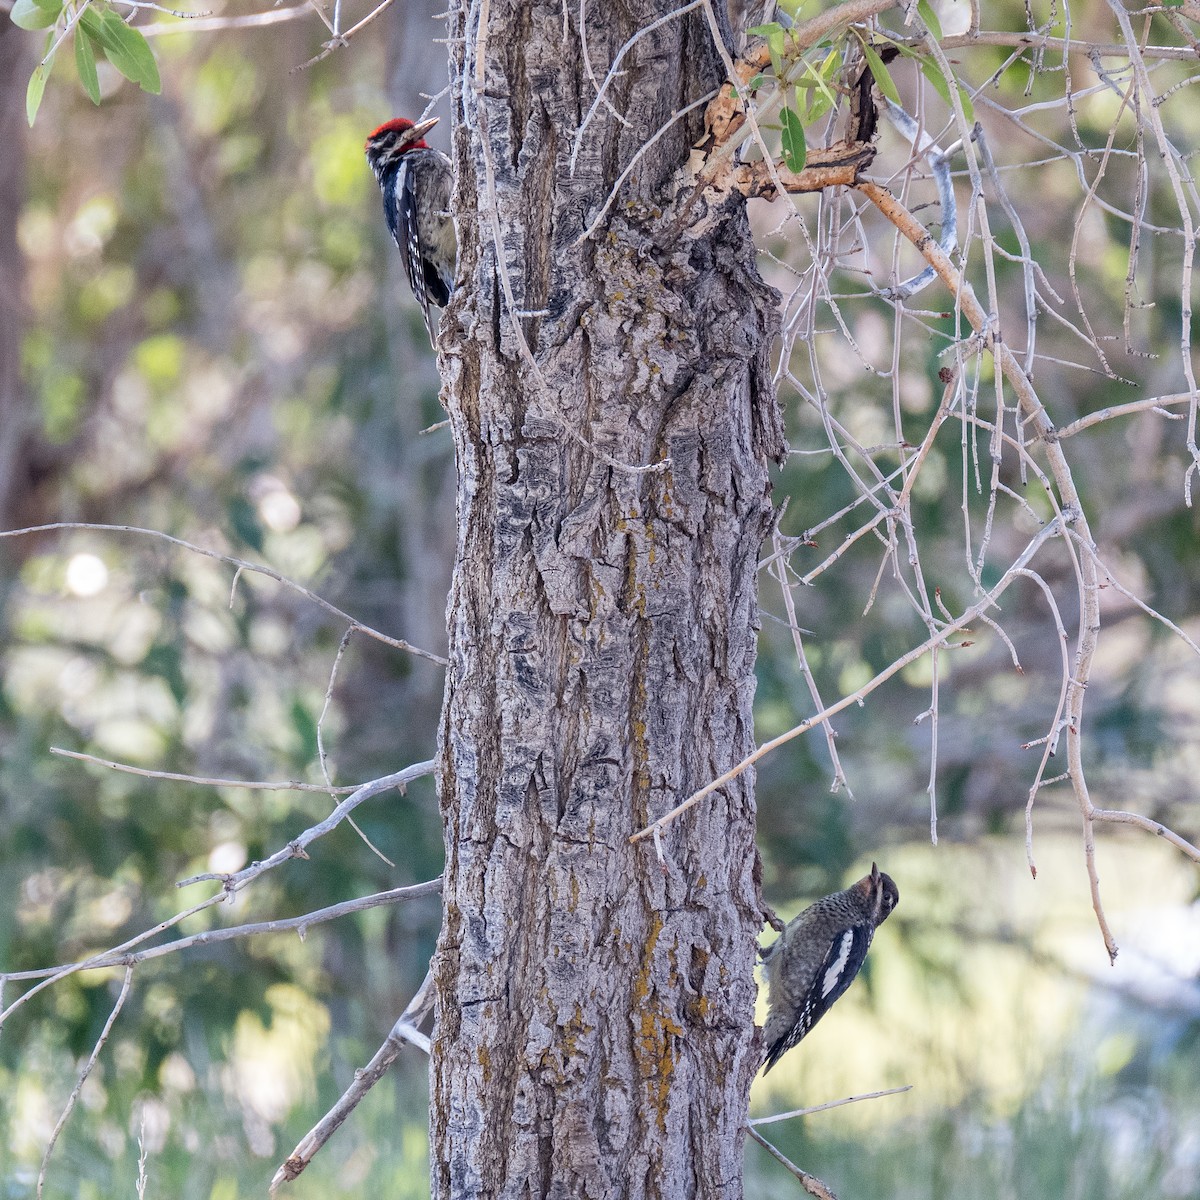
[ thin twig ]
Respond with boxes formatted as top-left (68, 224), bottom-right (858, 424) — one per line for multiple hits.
top-left (271, 969), bottom-right (436, 1189)
top-left (50, 747), bottom-right (359, 793)
top-left (1, 880), bottom-right (442, 983)
top-left (631, 520), bottom-right (1062, 843)
top-left (746, 1125), bottom-right (839, 1200)
top-left (570, 0), bottom-right (703, 172)
top-left (140, 1), bottom-right (310, 34)
top-left (1089, 809), bottom-right (1200, 862)
top-left (856, 180), bottom-right (1115, 960)
top-left (768, 531), bottom-right (849, 793)
top-left (37, 965), bottom-right (135, 1198)
top-left (1049, 393), bottom-right (1194, 441)
top-left (0, 522), bottom-right (448, 666)
top-left (750, 1084), bottom-right (913, 1125)
top-left (0, 762), bottom-right (435, 1023)
top-left (313, 629), bottom-right (394, 866)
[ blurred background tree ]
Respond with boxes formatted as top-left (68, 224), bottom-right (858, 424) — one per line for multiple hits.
top-left (0, 0), bottom-right (1198, 1196)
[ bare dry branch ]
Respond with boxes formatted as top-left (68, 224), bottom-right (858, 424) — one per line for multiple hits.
top-left (631, 519), bottom-right (1063, 843)
top-left (746, 1124), bottom-right (840, 1199)
top-left (2, 880), bottom-right (441, 984)
top-left (750, 1084), bottom-right (913, 1125)
top-left (37, 965), bottom-right (135, 1198)
top-left (49, 747), bottom-right (360, 793)
top-left (0, 521), bottom-right (448, 666)
top-left (0, 762), bottom-right (435, 1021)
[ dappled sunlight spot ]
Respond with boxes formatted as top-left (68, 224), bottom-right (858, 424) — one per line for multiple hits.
top-left (261, 322), bottom-right (305, 364)
top-left (311, 118), bottom-right (376, 208)
top-left (183, 609), bottom-right (237, 657)
top-left (110, 605), bottom-right (162, 666)
top-left (208, 840), bottom-right (248, 875)
top-left (189, 49), bottom-right (263, 138)
top-left (16, 206), bottom-right (57, 261)
top-left (1094, 1030), bottom-right (1138, 1078)
top-left (339, 1142), bottom-right (380, 1190)
top-left (229, 983), bottom-right (331, 1127)
top-left (263, 525), bottom-right (329, 581)
top-left (80, 1072), bottom-right (106, 1114)
top-left (65, 195), bottom-right (118, 259)
top-left (133, 333), bottom-right (186, 391)
top-left (79, 265), bottom-right (136, 323)
top-left (11, 1072), bottom-right (56, 1159)
top-left (183, 362), bottom-right (237, 424)
top-left (133, 1095), bottom-right (172, 1155)
top-left (19, 867), bottom-right (72, 928)
top-left (58, 654), bottom-right (101, 698)
top-left (92, 716), bottom-right (170, 764)
top-left (85, 885), bottom-right (134, 932)
top-left (65, 553), bottom-right (109, 597)
top-left (142, 985), bottom-right (183, 1049)
top-left (251, 476), bottom-right (302, 533)
top-left (114, 1037), bottom-right (147, 1079)
top-left (111, 365), bottom-right (152, 423)
top-left (247, 614), bottom-right (291, 658)
top-left (158, 1052), bottom-right (197, 1095)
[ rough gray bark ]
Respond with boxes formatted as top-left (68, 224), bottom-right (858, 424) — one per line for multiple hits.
top-left (431, 3), bottom-right (785, 1196)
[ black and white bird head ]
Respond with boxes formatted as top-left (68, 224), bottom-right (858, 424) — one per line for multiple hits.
top-left (364, 117), bottom-right (439, 179)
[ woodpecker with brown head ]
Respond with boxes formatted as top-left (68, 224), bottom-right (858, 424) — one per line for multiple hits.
top-left (761, 862), bottom-right (899, 1073)
top-left (364, 116), bottom-right (456, 344)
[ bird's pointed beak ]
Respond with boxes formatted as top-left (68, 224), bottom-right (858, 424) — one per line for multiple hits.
top-left (408, 117), bottom-right (440, 142)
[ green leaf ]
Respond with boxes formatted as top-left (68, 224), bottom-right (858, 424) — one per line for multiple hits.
top-left (75, 29), bottom-right (101, 105)
top-left (792, 53), bottom-right (838, 124)
top-left (26, 64), bottom-right (49, 125)
top-left (808, 49), bottom-right (841, 106)
top-left (917, 0), bottom-right (944, 41)
top-left (777, 0), bottom-right (806, 17)
top-left (920, 57), bottom-right (975, 123)
top-left (83, 7), bottom-right (161, 93)
top-left (805, 94), bottom-right (831, 124)
top-left (956, 81), bottom-right (974, 124)
top-left (861, 40), bottom-right (901, 106)
top-left (780, 104), bottom-right (807, 173)
top-left (10, 0), bottom-right (61, 30)
top-left (748, 22), bottom-right (786, 76)
top-left (26, 38), bottom-right (55, 127)
top-left (100, 9), bottom-right (160, 92)
top-left (920, 57), bottom-right (950, 105)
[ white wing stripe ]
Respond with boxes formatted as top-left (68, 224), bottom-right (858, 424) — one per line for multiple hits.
top-left (821, 930), bottom-right (854, 997)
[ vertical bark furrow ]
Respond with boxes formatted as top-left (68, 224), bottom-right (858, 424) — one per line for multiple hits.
top-left (435, 3), bottom-right (781, 1197)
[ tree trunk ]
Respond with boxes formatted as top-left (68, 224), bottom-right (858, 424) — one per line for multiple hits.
top-left (431, 3), bottom-right (784, 1196)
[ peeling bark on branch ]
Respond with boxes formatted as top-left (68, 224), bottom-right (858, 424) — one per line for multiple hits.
top-left (431, 2), bottom-right (784, 1196)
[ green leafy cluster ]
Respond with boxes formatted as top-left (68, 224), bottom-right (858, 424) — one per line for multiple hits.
top-left (11, 0), bottom-right (161, 125)
top-left (744, 0), bottom-right (974, 174)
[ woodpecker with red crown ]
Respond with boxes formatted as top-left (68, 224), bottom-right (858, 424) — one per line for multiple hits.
top-left (760, 862), bottom-right (899, 1073)
top-left (365, 116), bottom-right (456, 344)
